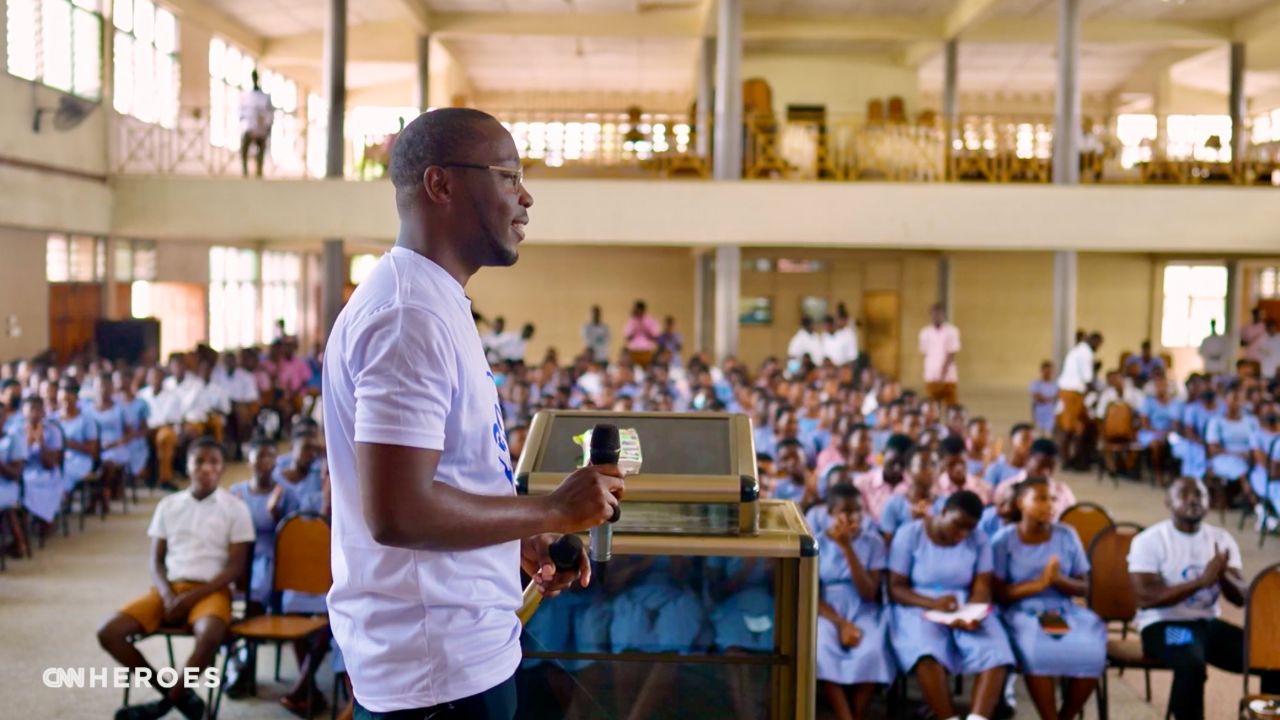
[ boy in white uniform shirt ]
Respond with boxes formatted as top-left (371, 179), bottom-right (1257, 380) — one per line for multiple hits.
top-left (97, 439), bottom-right (254, 720)
top-left (1128, 477), bottom-right (1280, 720)
top-left (323, 109), bottom-right (622, 719)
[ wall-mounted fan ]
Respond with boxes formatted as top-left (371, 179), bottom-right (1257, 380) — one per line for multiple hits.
top-left (32, 93), bottom-right (98, 133)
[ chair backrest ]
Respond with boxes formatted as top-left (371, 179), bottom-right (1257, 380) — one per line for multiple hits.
top-left (272, 513), bottom-right (332, 597)
top-left (1102, 402), bottom-right (1136, 441)
top-left (1060, 501), bottom-right (1115, 553)
top-left (1087, 522), bottom-right (1144, 623)
top-left (1244, 562), bottom-right (1280, 682)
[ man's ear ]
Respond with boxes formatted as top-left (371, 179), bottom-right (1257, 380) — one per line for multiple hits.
top-left (422, 166), bottom-right (450, 204)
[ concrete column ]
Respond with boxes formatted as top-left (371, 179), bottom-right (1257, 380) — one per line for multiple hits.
top-left (695, 36), bottom-right (715, 159)
top-left (1051, 0), bottom-right (1081, 185)
top-left (713, 246), bottom-right (741, 361)
top-left (322, 0), bottom-right (347, 338)
top-left (102, 238), bottom-right (118, 320)
top-left (416, 34), bottom-right (432, 113)
top-left (1226, 259), bottom-right (1242, 343)
top-left (1229, 42), bottom-right (1246, 165)
top-left (712, 0), bottom-right (743, 180)
top-left (1154, 69), bottom-right (1172, 158)
top-left (937, 255), bottom-right (951, 315)
top-left (1052, 250), bottom-right (1078, 365)
top-left (942, 39), bottom-right (959, 131)
top-left (322, 240), bottom-right (345, 340)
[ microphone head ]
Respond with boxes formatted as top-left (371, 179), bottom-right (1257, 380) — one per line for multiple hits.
top-left (548, 534), bottom-right (584, 572)
top-left (589, 423), bottom-right (621, 466)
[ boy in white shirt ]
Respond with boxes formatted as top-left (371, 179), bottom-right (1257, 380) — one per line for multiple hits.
top-left (1128, 477), bottom-right (1280, 720)
top-left (97, 438), bottom-right (255, 720)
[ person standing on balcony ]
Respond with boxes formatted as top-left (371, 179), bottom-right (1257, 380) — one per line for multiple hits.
top-left (919, 303), bottom-right (961, 407)
top-left (239, 70), bottom-right (273, 178)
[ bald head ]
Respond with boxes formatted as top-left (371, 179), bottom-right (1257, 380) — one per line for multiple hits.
top-left (390, 108), bottom-right (505, 199)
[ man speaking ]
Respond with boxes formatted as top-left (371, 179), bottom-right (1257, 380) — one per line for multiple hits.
top-left (322, 108), bottom-right (623, 719)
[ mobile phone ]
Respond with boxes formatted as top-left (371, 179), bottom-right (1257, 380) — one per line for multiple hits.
top-left (1038, 611), bottom-right (1070, 636)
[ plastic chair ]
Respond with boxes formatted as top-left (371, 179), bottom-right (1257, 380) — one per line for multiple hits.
top-left (1241, 562), bottom-right (1280, 719)
top-left (1059, 502), bottom-right (1114, 555)
top-left (1086, 523), bottom-right (1172, 720)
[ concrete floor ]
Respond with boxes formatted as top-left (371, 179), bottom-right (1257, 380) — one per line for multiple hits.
top-left (1, 388), bottom-right (1273, 719)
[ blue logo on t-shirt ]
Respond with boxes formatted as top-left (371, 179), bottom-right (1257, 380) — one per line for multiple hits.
top-left (1180, 564), bottom-right (1219, 609)
top-left (488, 372), bottom-right (513, 486)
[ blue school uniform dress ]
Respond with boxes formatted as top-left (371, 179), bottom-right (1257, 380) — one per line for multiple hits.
top-left (0, 434), bottom-right (21, 510)
top-left (816, 527), bottom-right (896, 685)
top-left (991, 525), bottom-right (1106, 678)
top-left (978, 506), bottom-right (1008, 540)
top-left (22, 424), bottom-right (66, 523)
top-left (879, 493), bottom-right (930, 537)
top-left (610, 556), bottom-right (705, 654)
top-left (54, 413), bottom-right (95, 491)
top-left (1249, 431), bottom-right (1279, 506)
top-left (887, 520), bottom-right (1014, 675)
top-left (521, 585), bottom-right (611, 671)
top-left (753, 424), bottom-right (775, 458)
top-left (772, 478), bottom-right (807, 503)
top-left (1206, 415), bottom-right (1260, 482)
top-left (229, 481), bottom-right (300, 604)
top-left (85, 402), bottom-right (130, 467)
top-left (707, 556), bottom-right (775, 652)
top-left (1029, 379), bottom-right (1058, 434)
top-left (1172, 402), bottom-right (1223, 480)
top-left (805, 505), bottom-right (831, 535)
top-left (983, 457), bottom-right (1022, 489)
top-left (1137, 396), bottom-right (1180, 449)
top-left (120, 396), bottom-right (151, 475)
top-left (271, 461), bottom-right (324, 514)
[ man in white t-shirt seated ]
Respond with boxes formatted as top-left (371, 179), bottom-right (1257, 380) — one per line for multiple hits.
top-left (97, 438), bottom-right (255, 720)
top-left (324, 108), bottom-right (623, 719)
top-left (1128, 477), bottom-right (1280, 720)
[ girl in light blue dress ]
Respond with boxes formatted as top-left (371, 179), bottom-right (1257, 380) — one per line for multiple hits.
top-left (1206, 385), bottom-right (1260, 494)
top-left (888, 490), bottom-right (1014, 720)
top-left (1029, 362), bottom-right (1058, 436)
top-left (0, 428), bottom-right (30, 557)
top-left (879, 449), bottom-right (939, 538)
top-left (53, 382), bottom-right (96, 493)
top-left (1248, 402), bottom-right (1280, 528)
top-left (20, 396), bottom-right (67, 526)
top-left (228, 441), bottom-right (299, 607)
top-left (114, 368), bottom-right (151, 478)
top-left (1172, 390), bottom-right (1222, 480)
top-left (992, 477), bottom-right (1106, 720)
top-left (817, 483), bottom-right (895, 719)
top-left (1138, 377), bottom-right (1182, 486)
top-left (84, 374), bottom-right (129, 502)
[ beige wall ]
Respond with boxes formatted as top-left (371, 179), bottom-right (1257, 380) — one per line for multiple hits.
top-left (742, 53), bottom-right (919, 117)
top-left (464, 245), bottom-right (696, 365)
top-left (0, 73), bottom-right (108, 175)
top-left (1077, 252), bottom-right (1158, 372)
top-left (949, 251), bottom-right (1055, 392)
top-left (0, 226), bottom-right (50, 360)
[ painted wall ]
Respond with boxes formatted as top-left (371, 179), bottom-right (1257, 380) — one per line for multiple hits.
top-left (1077, 252), bottom-right (1158, 371)
top-left (742, 53), bottom-right (920, 117)
top-left (0, 226), bottom-right (51, 360)
top-left (0, 71), bottom-right (109, 175)
top-left (464, 244), bottom-right (697, 366)
top-left (949, 251), bottom-right (1055, 392)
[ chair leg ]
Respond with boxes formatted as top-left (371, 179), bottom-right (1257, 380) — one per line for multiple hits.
top-left (1098, 669), bottom-right (1109, 720)
top-left (1144, 668), bottom-right (1152, 702)
top-left (275, 642), bottom-right (282, 682)
top-left (167, 636), bottom-right (176, 669)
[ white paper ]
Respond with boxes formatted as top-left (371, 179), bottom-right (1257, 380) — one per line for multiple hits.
top-left (923, 602), bottom-right (992, 626)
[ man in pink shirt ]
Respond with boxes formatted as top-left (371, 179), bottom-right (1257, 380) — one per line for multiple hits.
top-left (993, 438), bottom-right (1077, 520)
top-left (918, 303), bottom-right (961, 406)
top-left (853, 433), bottom-right (912, 524)
top-left (623, 300), bottom-right (661, 368)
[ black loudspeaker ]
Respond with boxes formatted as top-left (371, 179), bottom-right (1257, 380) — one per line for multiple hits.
top-left (95, 319), bottom-right (160, 366)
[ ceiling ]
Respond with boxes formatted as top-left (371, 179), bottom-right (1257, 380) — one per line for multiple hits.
top-left (423, 0), bottom-right (701, 12)
top-left (993, 0), bottom-right (1276, 21)
top-left (208, 0), bottom-right (409, 37)
top-left (918, 42), bottom-right (1162, 94)
top-left (445, 35), bottom-right (699, 94)
top-left (744, 0), bottom-right (946, 14)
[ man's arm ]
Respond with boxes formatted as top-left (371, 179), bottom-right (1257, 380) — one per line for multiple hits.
top-left (1132, 571), bottom-right (1210, 610)
top-left (357, 442), bottom-right (622, 551)
top-left (150, 537), bottom-right (174, 601)
top-left (178, 542), bottom-right (251, 604)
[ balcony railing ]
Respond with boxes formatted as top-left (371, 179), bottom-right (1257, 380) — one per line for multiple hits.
top-left (109, 108), bottom-right (1280, 187)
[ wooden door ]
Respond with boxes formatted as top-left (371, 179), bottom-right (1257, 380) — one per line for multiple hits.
top-left (49, 283), bottom-right (103, 364)
top-left (862, 290), bottom-right (901, 379)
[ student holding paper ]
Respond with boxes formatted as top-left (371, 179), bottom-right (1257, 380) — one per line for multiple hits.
top-left (888, 490), bottom-right (1014, 720)
top-left (991, 477), bottom-right (1105, 720)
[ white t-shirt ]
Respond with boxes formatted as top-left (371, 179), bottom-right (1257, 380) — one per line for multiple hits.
top-left (1127, 519), bottom-right (1243, 631)
top-left (1058, 342), bottom-right (1095, 392)
top-left (323, 247), bottom-right (520, 711)
top-left (787, 329), bottom-right (824, 363)
top-left (1260, 333), bottom-right (1280, 380)
top-left (213, 367), bottom-right (260, 404)
top-left (239, 88), bottom-right (274, 137)
top-left (147, 488), bottom-right (255, 583)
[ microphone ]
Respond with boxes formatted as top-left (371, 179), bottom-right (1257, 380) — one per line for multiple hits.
top-left (548, 533), bottom-right (584, 572)
top-left (588, 423), bottom-right (621, 563)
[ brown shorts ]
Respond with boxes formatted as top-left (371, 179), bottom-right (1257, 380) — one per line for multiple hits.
top-left (119, 582), bottom-right (232, 634)
top-left (1056, 390), bottom-right (1086, 434)
top-left (925, 382), bottom-right (957, 406)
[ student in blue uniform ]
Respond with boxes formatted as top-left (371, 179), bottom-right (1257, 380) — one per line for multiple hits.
top-left (273, 422), bottom-right (325, 512)
top-left (85, 373), bottom-right (130, 505)
top-left (817, 483), bottom-right (895, 720)
top-left (1249, 401), bottom-right (1280, 531)
top-left (1138, 376), bottom-right (1182, 487)
top-left (0, 423), bottom-right (30, 558)
top-left (1029, 362), bottom-right (1058, 436)
top-left (1205, 384), bottom-right (1260, 501)
top-left (879, 449), bottom-right (939, 538)
top-left (984, 424), bottom-right (1034, 489)
top-left (888, 490), bottom-right (1013, 720)
top-left (229, 440), bottom-right (299, 609)
top-left (768, 439), bottom-right (818, 508)
top-left (1173, 388), bottom-right (1222, 480)
top-left (20, 395), bottom-right (67, 530)
top-left (115, 367), bottom-right (152, 482)
top-left (991, 477), bottom-right (1105, 720)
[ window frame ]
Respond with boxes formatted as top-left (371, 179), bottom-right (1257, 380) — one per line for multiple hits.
top-left (5, 0), bottom-right (105, 101)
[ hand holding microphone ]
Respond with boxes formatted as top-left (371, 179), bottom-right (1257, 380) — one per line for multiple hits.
top-left (543, 424), bottom-right (625, 556)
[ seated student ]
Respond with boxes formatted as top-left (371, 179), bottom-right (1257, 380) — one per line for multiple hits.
top-left (1029, 361), bottom-right (1058, 437)
top-left (1139, 376), bottom-right (1182, 487)
top-left (992, 477), bottom-right (1105, 720)
top-left (53, 381), bottom-right (98, 508)
top-left (1128, 477), bottom-right (1280, 720)
top-left (1095, 370), bottom-right (1142, 476)
top-left (0, 415), bottom-right (30, 558)
top-left (879, 449), bottom-right (940, 538)
top-left (115, 367), bottom-right (152, 483)
top-left (1172, 386), bottom-right (1222, 481)
top-left (985, 424), bottom-right (1034, 488)
top-left (213, 352), bottom-right (262, 461)
top-left (854, 433), bottom-right (913, 525)
top-left (85, 372), bottom-right (131, 503)
top-left (963, 417), bottom-right (995, 477)
top-left (1248, 401), bottom-right (1280, 532)
top-left (97, 438), bottom-right (254, 720)
top-left (274, 422), bottom-right (325, 512)
top-left (816, 483), bottom-right (896, 720)
top-left (761, 404), bottom-right (800, 460)
top-left (938, 435), bottom-right (994, 505)
top-left (228, 440), bottom-right (298, 611)
top-left (993, 439), bottom-right (1077, 521)
top-left (766, 439), bottom-right (818, 508)
top-left (177, 359), bottom-right (231, 446)
top-left (888, 491), bottom-right (1014, 720)
top-left (1204, 383), bottom-right (1260, 505)
top-left (1, 378), bottom-right (23, 436)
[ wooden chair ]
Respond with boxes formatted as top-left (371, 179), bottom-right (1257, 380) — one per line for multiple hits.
top-left (1059, 502), bottom-right (1114, 553)
top-left (1241, 562), bottom-right (1280, 719)
top-left (213, 513), bottom-right (331, 719)
top-left (887, 96), bottom-right (907, 124)
top-left (1087, 523), bottom-right (1172, 720)
top-left (1098, 402), bottom-right (1139, 485)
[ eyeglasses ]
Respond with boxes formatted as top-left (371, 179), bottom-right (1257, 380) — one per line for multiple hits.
top-left (439, 163), bottom-right (524, 191)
